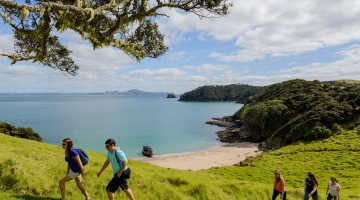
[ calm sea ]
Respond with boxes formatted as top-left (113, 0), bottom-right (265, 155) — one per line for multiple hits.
top-left (0, 95), bottom-right (243, 158)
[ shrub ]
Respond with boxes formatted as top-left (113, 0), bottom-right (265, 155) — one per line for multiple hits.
top-left (0, 122), bottom-right (42, 142)
top-left (332, 123), bottom-right (341, 133)
top-left (305, 126), bottom-right (332, 140)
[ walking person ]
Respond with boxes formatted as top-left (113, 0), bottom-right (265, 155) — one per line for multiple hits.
top-left (59, 138), bottom-right (91, 200)
top-left (304, 172), bottom-right (318, 200)
top-left (97, 139), bottom-right (135, 200)
top-left (326, 177), bottom-right (340, 200)
top-left (272, 169), bottom-right (286, 200)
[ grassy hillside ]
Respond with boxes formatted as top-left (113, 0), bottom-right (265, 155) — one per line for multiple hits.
top-left (1, 129), bottom-right (360, 200)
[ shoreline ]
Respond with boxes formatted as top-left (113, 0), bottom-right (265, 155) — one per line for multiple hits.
top-left (134, 142), bottom-right (261, 171)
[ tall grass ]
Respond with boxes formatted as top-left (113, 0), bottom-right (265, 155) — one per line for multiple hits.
top-left (1, 128), bottom-right (360, 199)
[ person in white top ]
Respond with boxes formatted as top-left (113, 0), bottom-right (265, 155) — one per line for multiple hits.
top-left (326, 177), bottom-right (340, 200)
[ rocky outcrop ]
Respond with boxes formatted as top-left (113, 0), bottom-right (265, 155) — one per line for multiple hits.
top-left (206, 116), bottom-right (274, 151)
top-left (206, 116), bottom-right (253, 143)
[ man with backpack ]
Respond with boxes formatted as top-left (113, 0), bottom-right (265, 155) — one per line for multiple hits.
top-left (97, 139), bottom-right (135, 200)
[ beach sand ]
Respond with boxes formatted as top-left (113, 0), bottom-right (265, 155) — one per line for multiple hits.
top-left (134, 142), bottom-right (261, 171)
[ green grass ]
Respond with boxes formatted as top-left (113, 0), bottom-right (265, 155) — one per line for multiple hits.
top-left (1, 128), bottom-right (360, 200)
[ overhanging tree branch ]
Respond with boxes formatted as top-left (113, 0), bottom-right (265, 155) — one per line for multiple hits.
top-left (0, 0), bottom-right (233, 76)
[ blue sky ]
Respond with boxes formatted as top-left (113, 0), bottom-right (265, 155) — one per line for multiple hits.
top-left (1, 0), bottom-right (360, 94)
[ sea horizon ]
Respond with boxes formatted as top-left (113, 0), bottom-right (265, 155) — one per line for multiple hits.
top-left (0, 94), bottom-right (243, 158)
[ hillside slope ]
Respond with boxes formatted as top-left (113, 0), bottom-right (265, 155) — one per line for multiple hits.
top-left (1, 131), bottom-right (360, 199)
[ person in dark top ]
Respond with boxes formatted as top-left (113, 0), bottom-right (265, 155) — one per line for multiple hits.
top-left (59, 138), bottom-right (91, 200)
top-left (272, 169), bottom-right (286, 200)
top-left (304, 172), bottom-right (318, 200)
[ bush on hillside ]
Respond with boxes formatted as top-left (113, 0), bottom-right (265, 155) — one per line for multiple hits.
top-left (0, 122), bottom-right (42, 142)
top-left (304, 126), bottom-right (332, 140)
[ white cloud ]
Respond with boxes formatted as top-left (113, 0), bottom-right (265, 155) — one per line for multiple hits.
top-left (265, 45), bottom-right (360, 81)
top-left (158, 0), bottom-right (360, 62)
top-left (128, 68), bottom-right (186, 77)
top-left (0, 34), bottom-right (15, 60)
top-left (1, 1), bottom-right (360, 94)
top-left (288, 62), bottom-right (297, 66)
top-left (0, 41), bottom-right (136, 92)
top-left (65, 42), bottom-right (134, 78)
top-left (134, 46), bottom-right (360, 92)
top-left (54, 30), bottom-right (85, 43)
top-left (168, 51), bottom-right (187, 60)
top-left (184, 64), bottom-right (228, 74)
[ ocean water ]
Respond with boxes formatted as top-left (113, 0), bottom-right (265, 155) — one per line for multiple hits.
top-left (0, 95), bottom-right (243, 158)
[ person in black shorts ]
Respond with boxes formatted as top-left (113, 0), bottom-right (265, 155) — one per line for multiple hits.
top-left (97, 139), bottom-right (135, 200)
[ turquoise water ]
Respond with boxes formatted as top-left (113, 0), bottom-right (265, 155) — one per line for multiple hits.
top-left (0, 95), bottom-right (243, 158)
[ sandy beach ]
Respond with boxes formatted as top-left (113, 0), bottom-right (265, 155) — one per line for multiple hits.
top-left (135, 142), bottom-right (261, 171)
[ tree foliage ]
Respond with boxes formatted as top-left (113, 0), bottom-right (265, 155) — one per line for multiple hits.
top-left (234, 79), bottom-right (360, 144)
top-left (0, 0), bottom-right (232, 75)
top-left (179, 84), bottom-right (266, 102)
top-left (0, 122), bottom-right (42, 141)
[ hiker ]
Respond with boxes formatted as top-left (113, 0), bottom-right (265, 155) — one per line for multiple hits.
top-left (97, 139), bottom-right (135, 200)
top-left (59, 138), bottom-right (91, 200)
top-left (272, 169), bottom-right (286, 200)
top-left (304, 172), bottom-right (318, 200)
top-left (326, 177), bottom-right (340, 200)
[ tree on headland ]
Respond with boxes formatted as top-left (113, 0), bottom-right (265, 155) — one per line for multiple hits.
top-left (0, 0), bottom-right (232, 76)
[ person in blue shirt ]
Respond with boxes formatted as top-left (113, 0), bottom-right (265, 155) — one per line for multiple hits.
top-left (59, 138), bottom-right (91, 200)
top-left (97, 139), bottom-right (135, 200)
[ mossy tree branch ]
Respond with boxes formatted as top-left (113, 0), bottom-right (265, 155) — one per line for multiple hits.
top-left (0, 0), bottom-right (232, 76)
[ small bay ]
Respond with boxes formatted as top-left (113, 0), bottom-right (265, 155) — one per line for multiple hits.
top-left (0, 94), bottom-right (243, 158)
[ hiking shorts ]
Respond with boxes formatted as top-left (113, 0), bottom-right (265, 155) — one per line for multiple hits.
top-left (67, 171), bottom-right (80, 179)
top-left (106, 169), bottom-right (130, 192)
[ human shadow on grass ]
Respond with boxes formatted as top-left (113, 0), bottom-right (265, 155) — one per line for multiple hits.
top-left (11, 194), bottom-right (59, 200)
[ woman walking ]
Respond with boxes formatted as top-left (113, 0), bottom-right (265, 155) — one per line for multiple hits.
top-left (326, 177), bottom-right (340, 200)
top-left (59, 138), bottom-right (91, 200)
top-left (304, 172), bottom-right (318, 200)
top-left (272, 169), bottom-right (286, 200)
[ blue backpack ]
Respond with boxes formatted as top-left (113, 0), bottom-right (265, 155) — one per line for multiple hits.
top-left (75, 149), bottom-right (89, 166)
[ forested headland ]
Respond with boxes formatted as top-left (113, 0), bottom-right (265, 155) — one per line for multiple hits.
top-left (208, 79), bottom-right (360, 148)
top-left (179, 84), bottom-right (266, 103)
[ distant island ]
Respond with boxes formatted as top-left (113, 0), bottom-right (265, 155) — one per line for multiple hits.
top-left (101, 89), bottom-right (168, 95)
top-left (166, 93), bottom-right (177, 98)
top-left (0, 89), bottom-right (169, 95)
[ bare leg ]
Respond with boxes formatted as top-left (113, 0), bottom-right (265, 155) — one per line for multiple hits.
top-left (75, 176), bottom-right (90, 199)
top-left (59, 175), bottom-right (73, 200)
top-left (123, 189), bottom-right (135, 200)
top-left (106, 190), bottom-right (115, 200)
